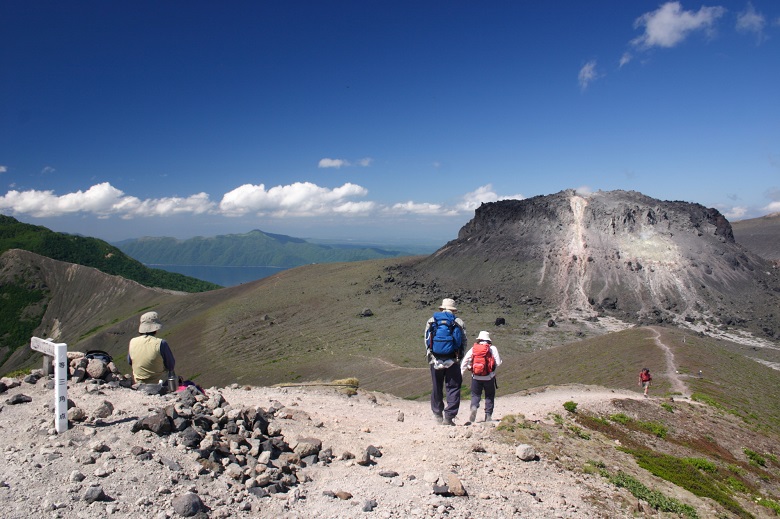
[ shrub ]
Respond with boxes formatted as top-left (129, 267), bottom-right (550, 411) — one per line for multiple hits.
top-left (609, 413), bottom-right (632, 424)
top-left (623, 449), bottom-right (748, 517)
top-left (608, 471), bottom-right (698, 518)
top-left (660, 402), bottom-right (674, 413)
top-left (758, 498), bottom-right (780, 514)
top-left (743, 448), bottom-right (766, 467)
top-left (638, 420), bottom-right (668, 438)
top-left (726, 477), bottom-right (748, 493)
top-left (691, 393), bottom-right (722, 409)
top-left (727, 464), bottom-right (745, 475)
top-left (684, 458), bottom-right (717, 473)
top-left (569, 425), bottom-right (590, 440)
top-left (563, 401), bottom-right (578, 413)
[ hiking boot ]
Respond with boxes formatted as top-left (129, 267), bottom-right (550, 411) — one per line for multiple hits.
top-left (484, 413), bottom-right (492, 422)
top-left (469, 407), bottom-right (478, 423)
top-left (433, 413), bottom-right (443, 424)
top-left (442, 416), bottom-right (455, 426)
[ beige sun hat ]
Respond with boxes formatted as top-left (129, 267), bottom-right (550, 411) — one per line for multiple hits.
top-left (438, 298), bottom-right (458, 312)
top-left (477, 330), bottom-right (491, 342)
top-left (139, 311), bottom-right (163, 333)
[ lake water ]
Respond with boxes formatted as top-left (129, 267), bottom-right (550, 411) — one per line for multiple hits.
top-left (149, 265), bottom-right (290, 287)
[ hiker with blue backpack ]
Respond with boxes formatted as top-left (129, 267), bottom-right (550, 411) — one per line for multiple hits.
top-left (461, 330), bottom-right (502, 423)
top-left (424, 298), bottom-right (466, 426)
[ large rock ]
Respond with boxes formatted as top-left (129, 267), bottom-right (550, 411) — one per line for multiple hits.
top-left (515, 444), bottom-right (536, 461)
top-left (171, 492), bottom-right (206, 517)
top-left (131, 411), bottom-right (173, 436)
top-left (293, 437), bottom-right (322, 458)
top-left (6, 394), bottom-right (32, 405)
top-left (85, 359), bottom-right (108, 379)
top-left (93, 400), bottom-right (114, 419)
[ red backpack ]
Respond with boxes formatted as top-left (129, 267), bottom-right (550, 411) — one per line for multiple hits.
top-left (471, 342), bottom-right (496, 376)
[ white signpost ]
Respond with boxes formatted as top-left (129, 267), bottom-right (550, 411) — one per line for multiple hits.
top-left (31, 337), bottom-right (68, 434)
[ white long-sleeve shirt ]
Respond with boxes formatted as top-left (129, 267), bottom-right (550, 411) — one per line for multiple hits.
top-left (460, 342), bottom-right (502, 380)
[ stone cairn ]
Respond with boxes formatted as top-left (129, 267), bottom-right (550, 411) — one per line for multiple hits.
top-left (3, 352), bottom-right (400, 512)
top-left (130, 386), bottom-right (336, 498)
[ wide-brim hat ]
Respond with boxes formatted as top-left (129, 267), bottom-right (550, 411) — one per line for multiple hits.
top-left (439, 298), bottom-right (457, 312)
top-left (139, 311), bottom-right (163, 333)
top-left (477, 330), bottom-right (491, 342)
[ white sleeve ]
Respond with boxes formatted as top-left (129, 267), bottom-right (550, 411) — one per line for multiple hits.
top-left (491, 346), bottom-right (502, 367)
top-left (460, 348), bottom-right (473, 372)
top-left (423, 317), bottom-right (434, 348)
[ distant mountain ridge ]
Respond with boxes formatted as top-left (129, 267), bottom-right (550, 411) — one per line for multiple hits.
top-left (114, 229), bottom-right (414, 267)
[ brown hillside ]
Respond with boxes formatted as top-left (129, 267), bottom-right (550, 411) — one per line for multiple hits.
top-left (732, 212), bottom-right (780, 262)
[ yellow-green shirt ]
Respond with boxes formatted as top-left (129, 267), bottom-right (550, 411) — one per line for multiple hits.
top-left (128, 334), bottom-right (167, 383)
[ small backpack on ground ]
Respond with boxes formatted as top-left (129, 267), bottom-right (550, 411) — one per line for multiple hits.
top-left (427, 311), bottom-right (462, 356)
top-left (471, 342), bottom-right (496, 376)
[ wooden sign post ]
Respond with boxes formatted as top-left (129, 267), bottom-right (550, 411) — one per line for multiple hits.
top-left (30, 337), bottom-right (68, 434)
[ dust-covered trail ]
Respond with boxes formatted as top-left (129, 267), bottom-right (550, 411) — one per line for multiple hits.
top-left (649, 328), bottom-right (689, 397)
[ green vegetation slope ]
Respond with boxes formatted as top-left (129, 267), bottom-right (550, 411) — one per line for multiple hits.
top-left (0, 215), bottom-right (220, 292)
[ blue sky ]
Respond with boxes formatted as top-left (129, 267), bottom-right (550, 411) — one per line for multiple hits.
top-left (1, 1), bottom-right (778, 245)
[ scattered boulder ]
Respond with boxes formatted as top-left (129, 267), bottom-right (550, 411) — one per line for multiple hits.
top-left (494, 317), bottom-right (506, 326)
top-left (93, 400), bottom-right (114, 419)
top-left (6, 394), bottom-right (32, 405)
top-left (131, 410), bottom-right (173, 436)
top-left (447, 474), bottom-right (467, 496)
top-left (172, 492), bottom-right (206, 517)
top-left (68, 407), bottom-right (87, 422)
top-left (85, 358), bottom-right (108, 380)
top-left (82, 484), bottom-right (106, 504)
top-left (516, 444), bottom-right (537, 461)
top-left (293, 437), bottom-right (322, 458)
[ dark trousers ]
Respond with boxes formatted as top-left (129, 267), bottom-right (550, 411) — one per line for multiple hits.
top-left (430, 362), bottom-right (462, 418)
top-left (470, 377), bottom-right (496, 415)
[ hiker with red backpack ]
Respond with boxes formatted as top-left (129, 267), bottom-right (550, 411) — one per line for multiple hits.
top-left (461, 330), bottom-right (502, 423)
top-left (424, 298), bottom-right (466, 426)
top-left (638, 367), bottom-right (652, 398)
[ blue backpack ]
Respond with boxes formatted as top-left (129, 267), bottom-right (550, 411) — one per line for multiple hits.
top-left (427, 311), bottom-right (463, 356)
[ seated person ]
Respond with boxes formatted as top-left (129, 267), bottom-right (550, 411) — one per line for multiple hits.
top-left (127, 311), bottom-right (175, 384)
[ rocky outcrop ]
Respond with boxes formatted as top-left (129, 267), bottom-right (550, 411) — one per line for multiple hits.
top-left (409, 190), bottom-right (780, 334)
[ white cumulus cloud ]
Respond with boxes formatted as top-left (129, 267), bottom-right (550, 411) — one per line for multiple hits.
top-left (219, 181), bottom-right (369, 217)
top-left (631, 1), bottom-right (726, 49)
top-left (387, 201), bottom-right (450, 216)
top-left (457, 184), bottom-right (525, 212)
top-left (724, 206), bottom-right (747, 220)
top-left (318, 158), bottom-right (349, 169)
top-left (0, 165), bottom-right (7, 174)
top-left (0, 182), bottom-right (215, 218)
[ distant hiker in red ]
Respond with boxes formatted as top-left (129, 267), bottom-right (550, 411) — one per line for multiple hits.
top-left (461, 330), bottom-right (502, 422)
top-left (638, 367), bottom-right (652, 397)
top-left (424, 298), bottom-right (466, 426)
